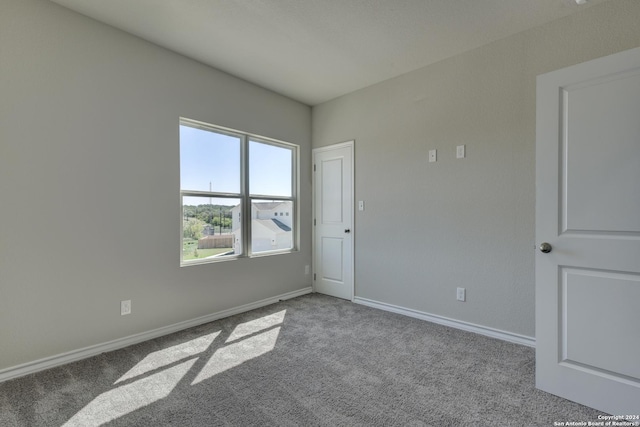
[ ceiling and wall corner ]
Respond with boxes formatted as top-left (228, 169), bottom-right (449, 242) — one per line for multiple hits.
top-left (48, 0), bottom-right (612, 106)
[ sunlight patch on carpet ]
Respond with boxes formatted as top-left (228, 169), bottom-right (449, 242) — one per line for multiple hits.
top-left (116, 331), bottom-right (220, 384)
top-left (226, 309), bottom-right (286, 343)
top-left (62, 359), bottom-right (196, 427)
top-left (192, 326), bottom-right (281, 385)
top-left (62, 310), bottom-right (285, 425)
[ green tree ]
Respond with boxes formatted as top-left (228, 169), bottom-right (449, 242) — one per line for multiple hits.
top-left (183, 217), bottom-right (206, 240)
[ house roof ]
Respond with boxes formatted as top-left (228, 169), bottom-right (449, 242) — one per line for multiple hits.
top-left (253, 202), bottom-right (288, 211)
top-left (271, 218), bottom-right (292, 232)
top-left (254, 219), bottom-right (289, 234)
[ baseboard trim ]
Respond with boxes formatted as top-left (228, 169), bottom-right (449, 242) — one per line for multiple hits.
top-left (0, 287), bottom-right (312, 383)
top-left (353, 296), bottom-right (535, 348)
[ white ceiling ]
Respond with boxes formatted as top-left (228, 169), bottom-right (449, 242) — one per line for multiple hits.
top-left (50, 0), bottom-right (609, 106)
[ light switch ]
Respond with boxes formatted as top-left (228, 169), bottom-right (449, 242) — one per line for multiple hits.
top-left (358, 201), bottom-right (365, 211)
top-left (456, 145), bottom-right (465, 159)
top-left (429, 149), bottom-right (437, 163)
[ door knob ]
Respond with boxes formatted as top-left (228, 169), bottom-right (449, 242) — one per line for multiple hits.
top-left (539, 242), bottom-right (552, 253)
top-left (345, 229), bottom-right (351, 233)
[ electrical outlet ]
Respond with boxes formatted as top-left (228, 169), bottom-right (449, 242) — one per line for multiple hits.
top-left (121, 300), bottom-right (131, 316)
top-left (305, 265), bottom-right (310, 275)
top-left (456, 145), bottom-right (466, 159)
top-left (456, 288), bottom-right (466, 302)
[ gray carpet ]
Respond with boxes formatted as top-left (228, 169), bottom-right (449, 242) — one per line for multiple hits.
top-left (0, 294), bottom-right (603, 426)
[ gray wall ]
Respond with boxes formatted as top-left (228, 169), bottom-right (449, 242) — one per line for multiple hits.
top-left (0, 0), bottom-right (311, 371)
top-left (312, 0), bottom-right (640, 338)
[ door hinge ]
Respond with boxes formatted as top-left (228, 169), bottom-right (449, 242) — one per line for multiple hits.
top-left (314, 219), bottom-right (316, 226)
top-left (313, 164), bottom-right (316, 172)
top-left (313, 273), bottom-right (316, 281)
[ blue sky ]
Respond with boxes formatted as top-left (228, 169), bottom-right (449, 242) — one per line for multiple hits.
top-left (180, 125), bottom-right (241, 194)
top-left (180, 125), bottom-right (292, 200)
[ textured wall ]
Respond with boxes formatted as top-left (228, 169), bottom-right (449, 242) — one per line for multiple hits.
top-left (0, 0), bottom-right (311, 370)
top-left (312, 0), bottom-right (640, 338)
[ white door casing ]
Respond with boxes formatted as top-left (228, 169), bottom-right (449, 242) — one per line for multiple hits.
top-left (313, 142), bottom-right (354, 301)
top-left (535, 47), bottom-right (640, 414)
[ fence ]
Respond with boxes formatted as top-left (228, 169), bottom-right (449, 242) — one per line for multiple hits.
top-left (198, 235), bottom-right (233, 249)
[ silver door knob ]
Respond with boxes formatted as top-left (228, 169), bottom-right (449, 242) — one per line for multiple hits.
top-left (539, 242), bottom-right (552, 253)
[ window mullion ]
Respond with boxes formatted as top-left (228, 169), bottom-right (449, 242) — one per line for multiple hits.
top-left (241, 134), bottom-right (251, 257)
top-left (180, 190), bottom-right (241, 199)
top-left (291, 142), bottom-right (298, 251)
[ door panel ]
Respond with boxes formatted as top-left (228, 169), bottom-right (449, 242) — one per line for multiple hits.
top-left (320, 237), bottom-right (344, 282)
top-left (562, 268), bottom-right (640, 379)
top-left (536, 47), bottom-right (640, 414)
top-left (313, 142), bottom-right (353, 301)
top-left (321, 158), bottom-right (344, 223)
top-left (562, 72), bottom-right (640, 233)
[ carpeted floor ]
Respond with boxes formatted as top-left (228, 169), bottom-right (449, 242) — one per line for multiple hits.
top-left (0, 293), bottom-right (604, 426)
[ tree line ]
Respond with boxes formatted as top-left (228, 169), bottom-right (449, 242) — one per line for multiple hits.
top-left (183, 204), bottom-right (235, 240)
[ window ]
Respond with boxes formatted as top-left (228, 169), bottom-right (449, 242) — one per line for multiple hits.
top-left (180, 118), bottom-right (297, 265)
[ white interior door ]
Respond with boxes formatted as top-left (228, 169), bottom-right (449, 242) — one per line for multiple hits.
top-left (535, 47), bottom-right (640, 414)
top-left (313, 142), bottom-right (354, 301)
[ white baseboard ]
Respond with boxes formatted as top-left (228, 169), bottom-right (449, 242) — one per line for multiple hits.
top-left (0, 287), bottom-right (312, 383)
top-left (353, 296), bottom-right (535, 348)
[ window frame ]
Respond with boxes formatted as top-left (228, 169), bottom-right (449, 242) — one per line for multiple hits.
top-left (179, 118), bottom-right (299, 266)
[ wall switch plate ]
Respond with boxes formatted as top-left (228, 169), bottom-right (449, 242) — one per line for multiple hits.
top-left (456, 145), bottom-right (466, 159)
top-left (121, 300), bottom-right (131, 316)
top-left (358, 201), bottom-right (365, 211)
top-left (456, 287), bottom-right (466, 302)
top-left (429, 149), bottom-right (437, 163)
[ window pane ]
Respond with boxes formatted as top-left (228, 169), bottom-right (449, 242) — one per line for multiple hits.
top-left (249, 140), bottom-right (292, 197)
top-left (251, 199), bottom-right (293, 254)
top-left (182, 196), bottom-right (241, 262)
top-left (180, 125), bottom-right (241, 193)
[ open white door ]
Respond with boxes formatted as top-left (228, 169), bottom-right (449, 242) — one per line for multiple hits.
top-left (313, 142), bottom-right (354, 301)
top-left (536, 47), bottom-right (640, 414)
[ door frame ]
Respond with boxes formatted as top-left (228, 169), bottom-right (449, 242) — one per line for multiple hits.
top-left (312, 140), bottom-right (355, 301)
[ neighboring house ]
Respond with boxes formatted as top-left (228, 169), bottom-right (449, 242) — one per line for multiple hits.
top-left (231, 202), bottom-right (293, 254)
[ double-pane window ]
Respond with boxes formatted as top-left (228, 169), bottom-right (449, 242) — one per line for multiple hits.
top-left (180, 119), bottom-right (297, 265)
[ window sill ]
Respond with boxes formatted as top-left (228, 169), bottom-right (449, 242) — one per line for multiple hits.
top-left (180, 248), bottom-right (298, 267)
